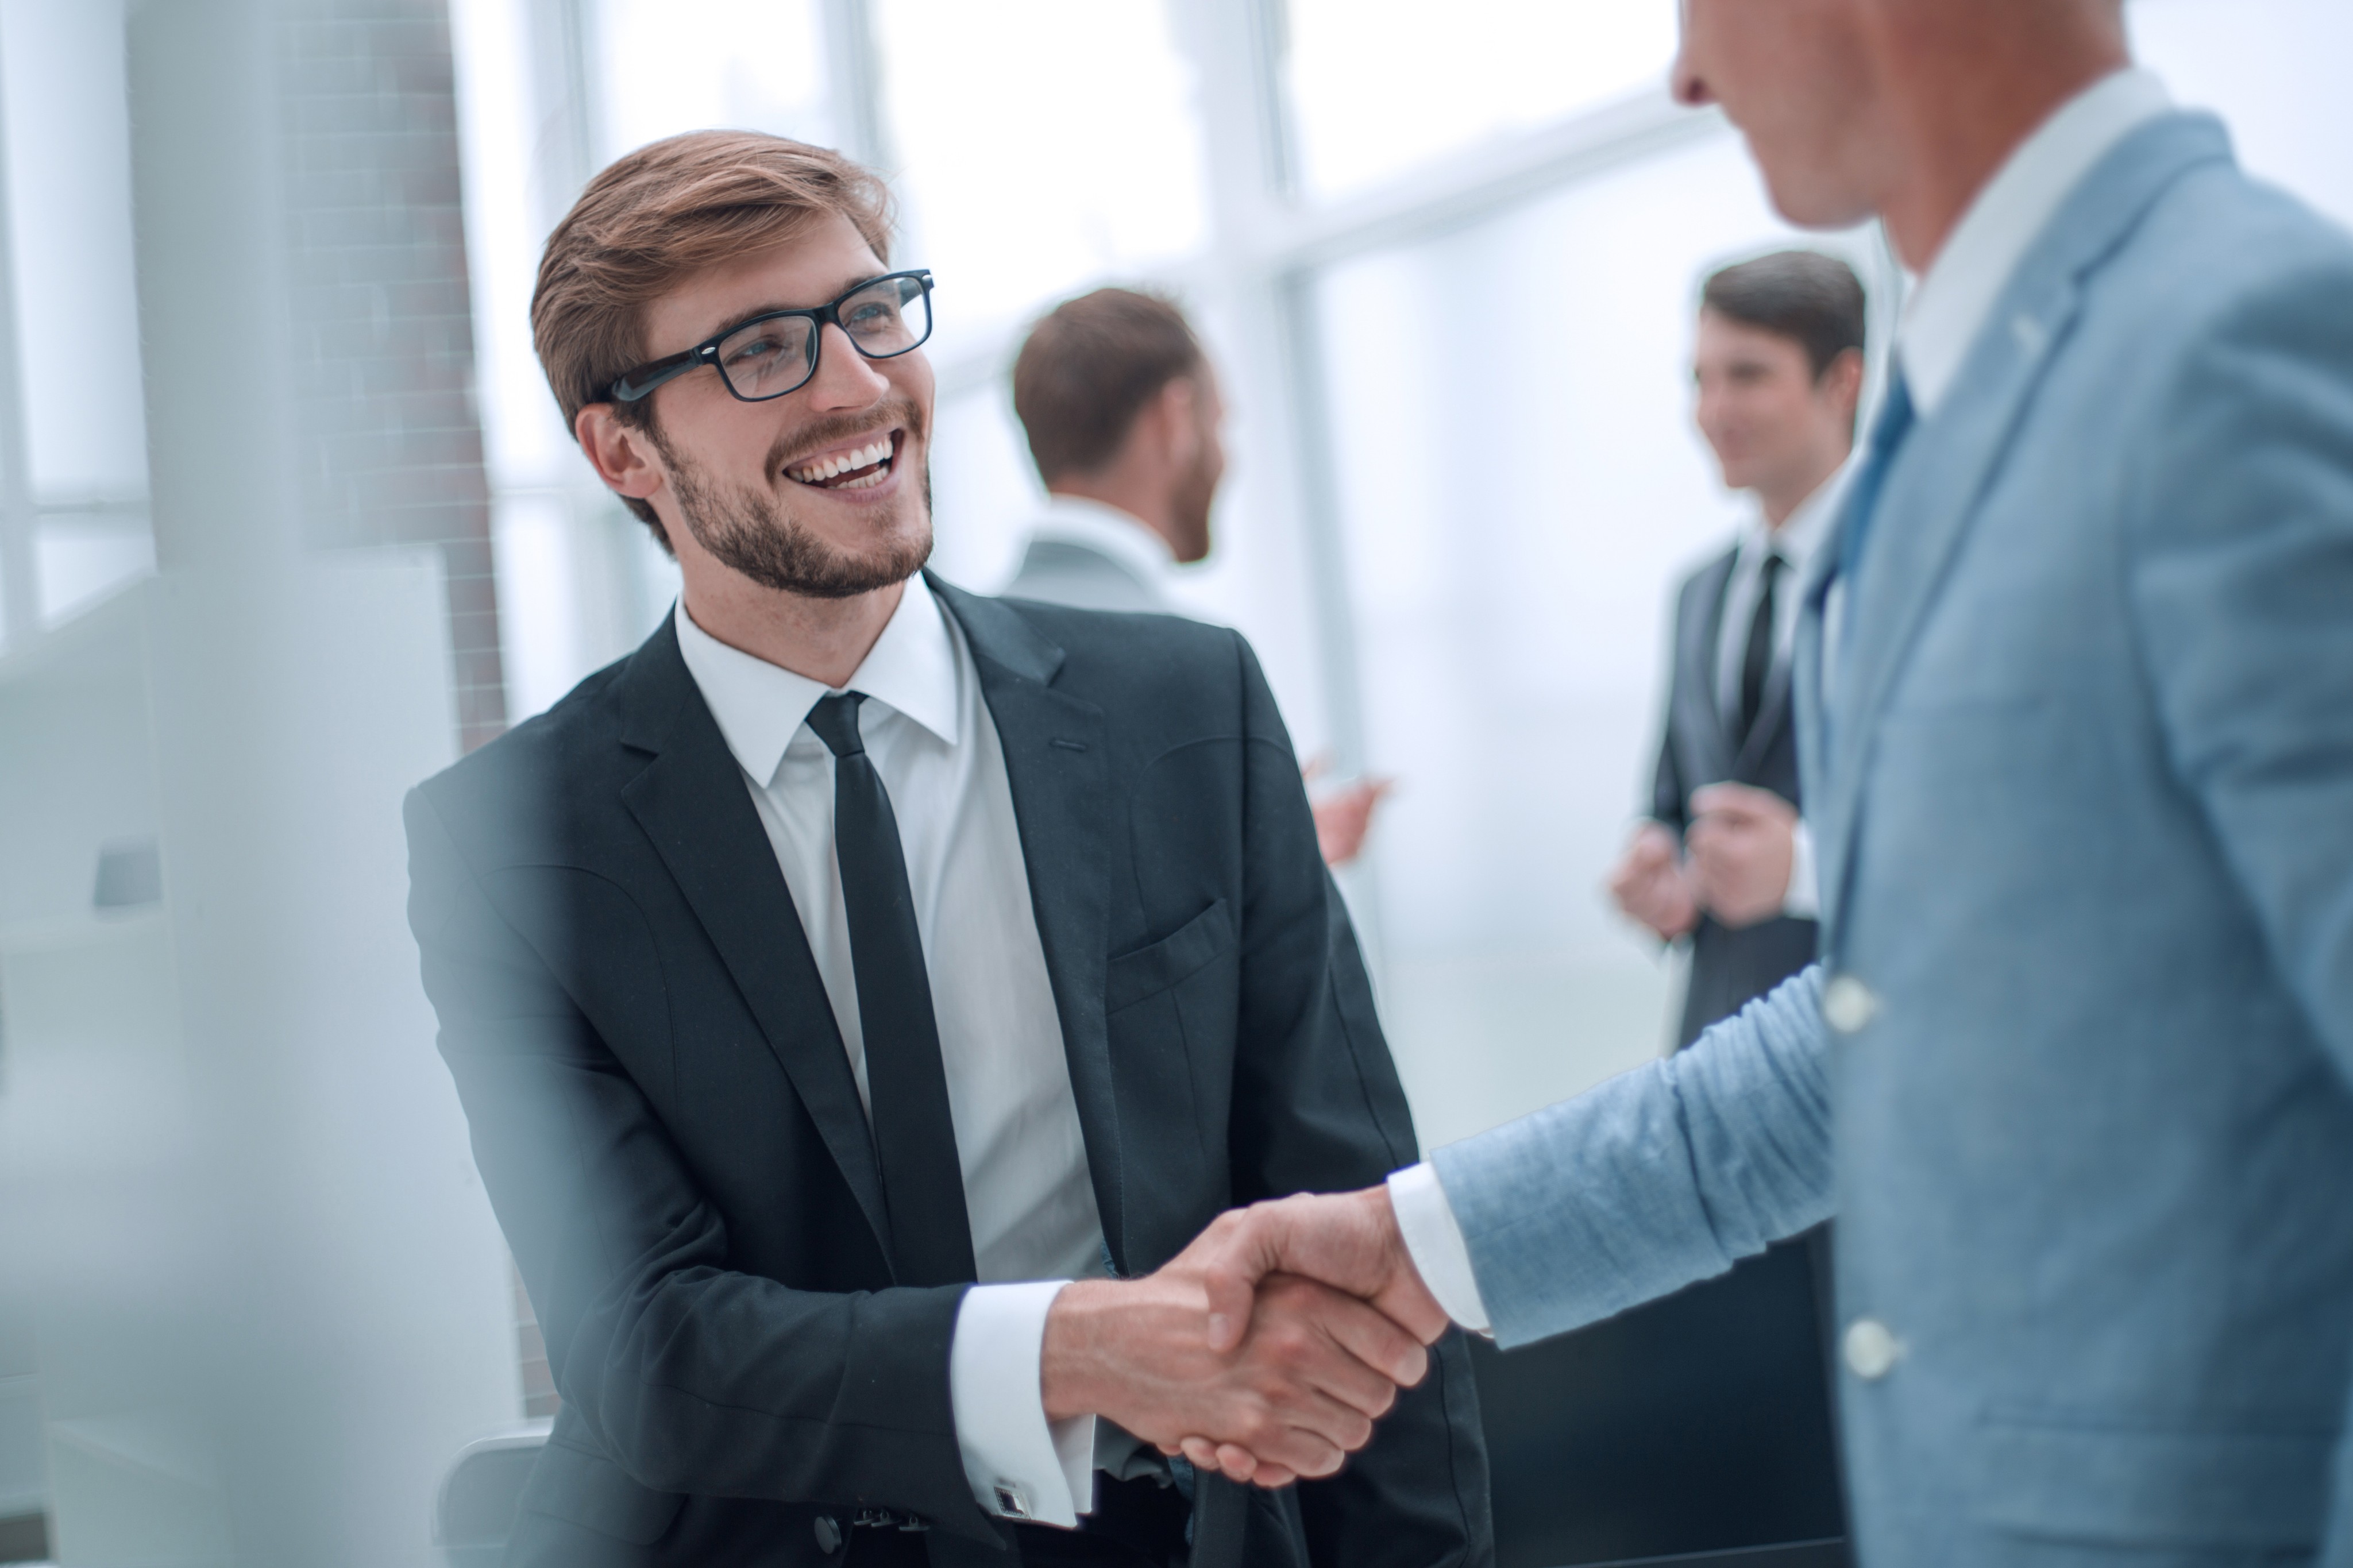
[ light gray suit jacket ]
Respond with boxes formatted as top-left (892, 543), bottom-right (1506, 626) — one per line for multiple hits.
top-left (1001, 534), bottom-right (1172, 614)
top-left (1436, 114), bottom-right (2353, 1564)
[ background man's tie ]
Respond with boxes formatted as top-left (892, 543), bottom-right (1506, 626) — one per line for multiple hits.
top-left (805, 692), bottom-right (977, 1287)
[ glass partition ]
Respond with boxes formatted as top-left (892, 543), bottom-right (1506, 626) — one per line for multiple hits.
top-left (1311, 129), bottom-right (1883, 1146)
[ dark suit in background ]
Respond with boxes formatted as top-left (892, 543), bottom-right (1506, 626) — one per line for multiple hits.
top-left (404, 578), bottom-right (1488, 1568)
top-left (1650, 547), bottom-right (1818, 1046)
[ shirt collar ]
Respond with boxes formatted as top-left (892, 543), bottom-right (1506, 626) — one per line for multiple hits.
top-left (1899, 67), bottom-right (2171, 416)
top-left (1029, 494), bottom-right (1178, 584)
top-left (673, 571), bottom-right (962, 786)
top-left (1741, 459), bottom-right (1851, 570)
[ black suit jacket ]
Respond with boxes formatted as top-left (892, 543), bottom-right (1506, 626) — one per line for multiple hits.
top-left (404, 577), bottom-right (1491, 1567)
top-left (1649, 547), bottom-right (1820, 1048)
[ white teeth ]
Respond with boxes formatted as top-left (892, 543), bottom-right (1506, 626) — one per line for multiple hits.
top-left (789, 436), bottom-right (893, 484)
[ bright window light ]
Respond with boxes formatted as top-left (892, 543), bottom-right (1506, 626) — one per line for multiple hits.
top-left (870, 0), bottom-right (1211, 346)
top-left (1283, 0), bottom-right (1679, 200)
top-left (597, 0), bottom-right (833, 157)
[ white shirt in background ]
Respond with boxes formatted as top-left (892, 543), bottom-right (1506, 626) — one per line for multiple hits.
top-left (1708, 467), bottom-right (1848, 920)
top-left (1018, 493), bottom-right (1179, 608)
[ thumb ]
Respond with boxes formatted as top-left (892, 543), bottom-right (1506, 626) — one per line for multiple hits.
top-left (1193, 1207), bottom-right (1284, 1354)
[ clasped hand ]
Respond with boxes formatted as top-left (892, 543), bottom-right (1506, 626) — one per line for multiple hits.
top-left (1039, 1187), bottom-right (1446, 1488)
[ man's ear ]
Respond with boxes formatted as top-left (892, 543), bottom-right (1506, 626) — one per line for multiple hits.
top-left (1157, 376), bottom-right (1203, 468)
top-left (1822, 347), bottom-right (1866, 426)
top-left (576, 403), bottom-right (668, 502)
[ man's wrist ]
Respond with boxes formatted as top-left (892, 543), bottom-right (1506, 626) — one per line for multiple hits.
top-left (951, 1281), bottom-right (1091, 1526)
top-left (1385, 1164), bottom-right (1491, 1334)
top-left (1039, 1278), bottom-right (1127, 1423)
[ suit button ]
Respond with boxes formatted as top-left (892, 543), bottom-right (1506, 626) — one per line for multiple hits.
top-left (1824, 975), bottom-right (1880, 1034)
top-left (1843, 1317), bottom-right (1903, 1380)
top-left (813, 1515), bottom-right (842, 1554)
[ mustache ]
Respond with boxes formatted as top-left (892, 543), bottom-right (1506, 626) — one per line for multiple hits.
top-left (768, 396), bottom-right (927, 480)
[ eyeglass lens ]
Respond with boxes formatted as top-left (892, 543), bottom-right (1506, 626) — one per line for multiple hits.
top-left (713, 275), bottom-right (931, 400)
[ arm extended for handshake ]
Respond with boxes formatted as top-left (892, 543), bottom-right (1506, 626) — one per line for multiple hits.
top-left (1167, 964), bottom-right (1839, 1485)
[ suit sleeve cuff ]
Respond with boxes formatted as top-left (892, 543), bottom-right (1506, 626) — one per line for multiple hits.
top-left (1387, 1163), bottom-right (1492, 1335)
top-left (949, 1281), bottom-right (1096, 1528)
top-left (1783, 816), bottom-right (1821, 919)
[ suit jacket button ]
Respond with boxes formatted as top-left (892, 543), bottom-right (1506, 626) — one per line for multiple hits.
top-left (1824, 975), bottom-right (1880, 1034)
top-left (1843, 1317), bottom-right (1903, 1380)
top-left (814, 1514), bottom-right (842, 1554)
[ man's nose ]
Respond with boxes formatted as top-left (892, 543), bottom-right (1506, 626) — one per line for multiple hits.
top-left (805, 322), bottom-right (891, 408)
top-left (1669, 2), bottom-right (1713, 109)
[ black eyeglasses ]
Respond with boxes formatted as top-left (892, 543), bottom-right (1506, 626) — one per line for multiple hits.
top-left (607, 269), bottom-right (935, 404)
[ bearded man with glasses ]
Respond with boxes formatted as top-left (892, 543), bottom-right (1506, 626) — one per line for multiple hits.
top-left (403, 130), bottom-right (1489, 1568)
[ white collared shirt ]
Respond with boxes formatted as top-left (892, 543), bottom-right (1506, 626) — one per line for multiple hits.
top-left (1706, 468), bottom-right (1847, 920)
top-left (1025, 493), bottom-right (1179, 603)
top-left (1900, 68), bottom-right (2172, 416)
top-left (673, 574), bottom-right (1105, 1527)
top-left (1394, 66), bottom-right (2178, 1338)
top-left (1711, 468), bottom-right (1848, 733)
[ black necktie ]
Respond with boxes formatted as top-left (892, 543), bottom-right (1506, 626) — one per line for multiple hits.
top-left (804, 692), bottom-right (977, 1288)
top-left (1739, 551), bottom-right (1785, 747)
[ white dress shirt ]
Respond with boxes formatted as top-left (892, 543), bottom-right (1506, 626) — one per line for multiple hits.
top-left (1707, 468), bottom-right (1848, 919)
top-left (672, 574), bottom-right (1107, 1527)
top-left (1394, 65), bottom-right (2178, 1337)
top-left (1024, 494), bottom-right (1179, 603)
top-left (1901, 68), bottom-right (2171, 417)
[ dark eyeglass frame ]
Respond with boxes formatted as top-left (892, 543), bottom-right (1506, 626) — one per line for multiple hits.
top-left (605, 268), bottom-right (936, 404)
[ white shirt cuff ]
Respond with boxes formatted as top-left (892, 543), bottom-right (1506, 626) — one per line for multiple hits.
top-left (1783, 816), bottom-right (1821, 920)
top-left (1386, 1163), bottom-right (1491, 1335)
top-left (948, 1281), bottom-right (1096, 1527)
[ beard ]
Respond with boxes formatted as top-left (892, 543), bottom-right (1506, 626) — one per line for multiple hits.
top-left (655, 399), bottom-right (935, 599)
top-left (1166, 442), bottom-right (1220, 564)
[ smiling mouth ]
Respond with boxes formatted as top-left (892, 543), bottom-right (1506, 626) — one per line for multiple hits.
top-left (785, 430), bottom-right (901, 492)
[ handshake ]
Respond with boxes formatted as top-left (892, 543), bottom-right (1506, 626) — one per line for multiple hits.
top-left (1037, 1185), bottom-right (1447, 1488)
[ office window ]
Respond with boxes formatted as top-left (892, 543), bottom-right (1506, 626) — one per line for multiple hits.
top-left (870, 0), bottom-right (1211, 345)
top-left (597, 0), bottom-right (833, 156)
top-left (0, 0), bottom-right (152, 635)
top-left (1281, 0), bottom-right (1677, 200)
top-left (1312, 132), bottom-right (1882, 1146)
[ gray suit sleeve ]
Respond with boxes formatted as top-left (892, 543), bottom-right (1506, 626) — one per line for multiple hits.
top-left (2121, 250), bottom-right (2353, 1566)
top-left (1431, 965), bottom-right (1834, 1349)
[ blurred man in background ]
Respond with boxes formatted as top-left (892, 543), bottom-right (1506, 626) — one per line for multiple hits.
top-left (1004, 288), bottom-right (1388, 868)
top-left (1610, 252), bottom-right (1863, 1048)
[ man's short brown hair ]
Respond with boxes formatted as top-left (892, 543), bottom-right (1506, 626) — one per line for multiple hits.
top-left (1700, 250), bottom-right (1867, 379)
top-left (1012, 288), bottom-right (1205, 484)
top-left (531, 130), bottom-right (894, 530)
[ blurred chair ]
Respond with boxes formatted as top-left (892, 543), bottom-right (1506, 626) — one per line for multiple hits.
top-left (436, 1422), bottom-right (551, 1566)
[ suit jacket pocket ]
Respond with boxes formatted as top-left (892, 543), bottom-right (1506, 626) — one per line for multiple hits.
top-left (1976, 1409), bottom-right (2332, 1549)
top-left (518, 1437), bottom-right (686, 1544)
top-left (1106, 898), bottom-right (1235, 1014)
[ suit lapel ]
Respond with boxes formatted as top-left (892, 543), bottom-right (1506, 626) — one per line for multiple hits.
top-left (611, 619), bottom-right (893, 1259)
top-left (928, 578), bottom-right (1132, 1268)
top-left (1674, 550), bottom-right (1739, 790)
top-left (1810, 114), bottom-right (2233, 955)
top-left (1810, 302), bottom-right (2079, 956)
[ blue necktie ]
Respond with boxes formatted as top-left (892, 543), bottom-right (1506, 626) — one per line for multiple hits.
top-left (1835, 372), bottom-right (1918, 604)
